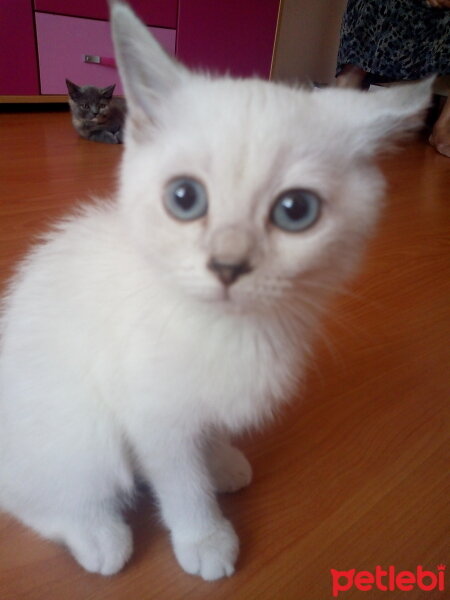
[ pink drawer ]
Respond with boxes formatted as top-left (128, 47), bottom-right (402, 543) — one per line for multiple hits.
top-left (36, 12), bottom-right (176, 95)
top-left (34, 0), bottom-right (178, 29)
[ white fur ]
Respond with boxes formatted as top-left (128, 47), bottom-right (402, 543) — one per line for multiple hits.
top-left (0, 2), bottom-right (431, 581)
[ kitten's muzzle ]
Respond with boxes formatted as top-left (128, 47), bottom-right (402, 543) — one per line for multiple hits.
top-left (207, 259), bottom-right (253, 286)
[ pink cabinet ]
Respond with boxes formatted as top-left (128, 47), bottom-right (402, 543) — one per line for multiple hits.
top-left (0, 0), bottom-right (39, 94)
top-left (177, 0), bottom-right (280, 79)
top-left (0, 0), bottom-right (281, 100)
top-left (36, 12), bottom-right (176, 94)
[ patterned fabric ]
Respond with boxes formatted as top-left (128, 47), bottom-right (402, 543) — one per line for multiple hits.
top-left (337, 0), bottom-right (450, 81)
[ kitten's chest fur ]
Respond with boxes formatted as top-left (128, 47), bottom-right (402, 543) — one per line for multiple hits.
top-left (118, 305), bottom-right (301, 430)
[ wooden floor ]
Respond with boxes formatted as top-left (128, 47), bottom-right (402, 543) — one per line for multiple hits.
top-left (0, 110), bottom-right (449, 600)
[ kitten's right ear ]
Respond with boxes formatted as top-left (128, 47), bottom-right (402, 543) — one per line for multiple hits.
top-left (109, 1), bottom-right (186, 126)
top-left (66, 79), bottom-right (81, 100)
top-left (101, 84), bottom-right (116, 99)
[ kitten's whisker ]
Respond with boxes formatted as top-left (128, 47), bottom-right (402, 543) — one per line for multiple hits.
top-left (299, 277), bottom-right (384, 311)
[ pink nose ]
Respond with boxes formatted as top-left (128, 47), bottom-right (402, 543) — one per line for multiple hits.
top-left (207, 259), bottom-right (252, 286)
top-left (207, 226), bottom-right (255, 285)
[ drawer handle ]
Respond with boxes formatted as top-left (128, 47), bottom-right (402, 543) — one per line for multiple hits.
top-left (84, 55), bottom-right (116, 68)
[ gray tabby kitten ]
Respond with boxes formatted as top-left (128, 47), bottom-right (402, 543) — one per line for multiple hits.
top-left (66, 79), bottom-right (126, 144)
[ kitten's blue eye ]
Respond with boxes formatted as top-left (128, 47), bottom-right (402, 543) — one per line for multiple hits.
top-left (271, 189), bottom-right (321, 232)
top-left (164, 178), bottom-right (208, 221)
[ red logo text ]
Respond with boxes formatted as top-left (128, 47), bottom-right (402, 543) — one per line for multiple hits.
top-left (330, 565), bottom-right (446, 597)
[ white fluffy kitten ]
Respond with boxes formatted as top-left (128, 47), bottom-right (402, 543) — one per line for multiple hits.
top-left (0, 2), bottom-right (431, 581)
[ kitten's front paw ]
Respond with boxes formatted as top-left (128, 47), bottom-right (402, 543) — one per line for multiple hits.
top-left (89, 130), bottom-right (118, 144)
top-left (172, 520), bottom-right (239, 581)
top-left (208, 444), bottom-right (253, 494)
top-left (67, 519), bottom-right (133, 576)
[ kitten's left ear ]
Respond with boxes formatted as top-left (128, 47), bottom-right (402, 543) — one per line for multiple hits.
top-left (101, 84), bottom-right (115, 99)
top-left (317, 78), bottom-right (434, 156)
top-left (109, 1), bottom-right (186, 126)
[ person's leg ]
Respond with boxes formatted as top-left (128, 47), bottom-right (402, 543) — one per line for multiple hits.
top-left (335, 64), bottom-right (367, 89)
top-left (429, 96), bottom-right (450, 157)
